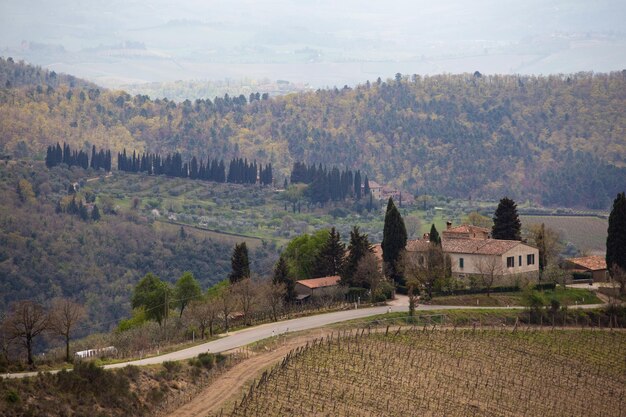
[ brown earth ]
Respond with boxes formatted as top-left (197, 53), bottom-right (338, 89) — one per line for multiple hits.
top-left (166, 328), bottom-right (334, 417)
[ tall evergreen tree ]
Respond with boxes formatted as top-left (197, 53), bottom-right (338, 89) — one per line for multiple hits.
top-left (607, 192), bottom-right (626, 276)
top-left (341, 226), bottom-right (373, 287)
top-left (273, 256), bottom-right (295, 302)
top-left (91, 204), bottom-right (101, 221)
top-left (229, 242), bottom-right (250, 284)
top-left (429, 224), bottom-right (441, 246)
top-left (382, 198), bottom-right (408, 284)
top-left (313, 227), bottom-right (346, 277)
top-left (363, 175), bottom-right (370, 196)
top-left (492, 197), bottom-right (522, 240)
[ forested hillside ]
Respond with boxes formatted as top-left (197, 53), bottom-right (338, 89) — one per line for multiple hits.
top-left (0, 161), bottom-right (277, 331)
top-left (1, 58), bottom-right (624, 208)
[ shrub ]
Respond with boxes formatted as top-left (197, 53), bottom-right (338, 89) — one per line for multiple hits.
top-left (163, 361), bottom-right (182, 374)
top-left (5, 389), bottom-right (20, 404)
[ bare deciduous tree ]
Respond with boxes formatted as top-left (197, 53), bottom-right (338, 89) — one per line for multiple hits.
top-left (232, 278), bottom-right (257, 326)
top-left (5, 301), bottom-right (48, 366)
top-left (260, 281), bottom-right (286, 322)
top-left (355, 252), bottom-right (383, 297)
top-left (186, 295), bottom-right (219, 338)
top-left (476, 256), bottom-right (504, 297)
top-left (48, 298), bottom-right (86, 362)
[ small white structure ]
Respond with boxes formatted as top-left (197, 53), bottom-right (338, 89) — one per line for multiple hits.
top-left (75, 346), bottom-right (117, 359)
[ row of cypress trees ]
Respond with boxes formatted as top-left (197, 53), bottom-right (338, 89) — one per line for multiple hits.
top-left (290, 162), bottom-right (371, 204)
top-left (45, 143), bottom-right (111, 171)
top-left (117, 150), bottom-right (274, 186)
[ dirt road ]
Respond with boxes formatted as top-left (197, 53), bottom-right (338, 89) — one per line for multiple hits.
top-left (168, 329), bottom-right (333, 417)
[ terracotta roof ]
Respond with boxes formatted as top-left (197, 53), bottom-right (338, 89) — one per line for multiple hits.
top-left (405, 238), bottom-right (533, 256)
top-left (368, 181), bottom-right (382, 189)
top-left (566, 256), bottom-right (607, 271)
top-left (296, 276), bottom-right (341, 289)
top-left (445, 224), bottom-right (490, 234)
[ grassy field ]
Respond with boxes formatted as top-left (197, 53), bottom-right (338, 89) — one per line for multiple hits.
top-left (521, 215), bottom-right (607, 254)
top-left (429, 287), bottom-right (602, 307)
top-left (223, 329), bottom-right (625, 417)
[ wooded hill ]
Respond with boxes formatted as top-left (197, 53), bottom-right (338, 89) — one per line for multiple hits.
top-left (0, 161), bottom-right (278, 332)
top-left (1, 57), bottom-right (624, 208)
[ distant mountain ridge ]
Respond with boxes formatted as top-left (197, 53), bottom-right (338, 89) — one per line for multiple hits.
top-left (0, 58), bottom-right (624, 209)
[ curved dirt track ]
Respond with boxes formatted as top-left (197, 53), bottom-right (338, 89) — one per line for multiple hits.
top-left (167, 329), bottom-right (333, 417)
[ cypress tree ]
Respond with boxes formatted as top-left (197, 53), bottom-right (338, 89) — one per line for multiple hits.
top-left (492, 197), bottom-right (522, 240)
top-left (354, 171), bottom-right (362, 200)
top-left (382, 198), bottom-right (408, 284)
top-left (607, 192), bottom-right (626, 276)
top-left (229, 242), bottom-right (250, 284)
top-left (91, 204), bottom-right (101, 221)
top-left (363, 175), bottom-right (370, 196)
top-left (78, 200), bottom-right (89, 221)
top-left (341, 226), bottom-right (373, 287)
top-left (273, 256), bottom-right (295, 302)
top-left (429, 224), bottom-right (441, 246)
top-left (313, 227), bottom-right (346, 278)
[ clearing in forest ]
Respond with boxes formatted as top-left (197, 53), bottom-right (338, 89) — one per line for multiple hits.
top-left (222, 328), bottom-right (625, 417)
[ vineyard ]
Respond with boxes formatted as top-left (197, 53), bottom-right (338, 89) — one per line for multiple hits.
top-left (221, 328), bottom-right (626, 417)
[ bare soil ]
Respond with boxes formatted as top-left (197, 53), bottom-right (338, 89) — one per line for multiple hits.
top-left (167, 328), bottom-right (334, 417)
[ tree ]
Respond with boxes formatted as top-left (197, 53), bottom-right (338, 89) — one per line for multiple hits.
top-left (429, 224), bottom-right (441, 246)
top-left (5, 301), bottom-right (48, 366)
top-left (273, 256), bottom-right (296, 302)
top-left (342, 226), bottom-right (373, 287)
top-left (400, 244), bottom-right (444, 300)
top-left (525, 223), bottom-right (562, 273)
top-left (213, 281), bottom-right (234, 332)
top-left (16, 179), bottom-right (35, 204)
top-left (260, 281), bottom-right (286, 322)
top-left (229, 242), bottom-right (250, 284)
top-left (232, 278), bottom-right (256, 326)
top-left (354, 252), bottom-right (383, 295)
top-left (313, 227), bottom-right (345, 278)
top-left (464, 211), bottom-right (492, 228)
top-left (282, 230), bottom-right (329, 279)
top-left (174, 272), bottom-right (202, 317)
top-left (607, 192), bottom-right (626, 279)
top-left (404, 215), bottom-right (421, 239)
top-left (186, 295), bottom-right (219, 339)
top-left (91, 204), bottom-right (101, 221)
top-left (131, 273), bottom-right (172, 326)
top-left (382, 198), bottom-right (407, 284)
top-left (48, 298), bottom-right (86, 362)
top-left (492, 197), bottom-right (521, 240)
top-left (475, 256), bottom-right (504, 296)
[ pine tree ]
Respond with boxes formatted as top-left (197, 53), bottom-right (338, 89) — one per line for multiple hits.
top-left (91, 204), bottom-right (101, 221)
top-left (342, 226), bottom-right (373, 287)
top-left (607, 192), bottom-right (626, 276)
top-left (382, 198), bottom-right (408, 284)
top-left (229, 242), bottom-right (250, 284)
top-left (313, 227), bottom-right (346, 277)
top-left (492, 197), bottom-right (522, 240)
top-left (273, 256), bottom-right (295, 302)
top-left (429, 224), bottom-right (441, 246)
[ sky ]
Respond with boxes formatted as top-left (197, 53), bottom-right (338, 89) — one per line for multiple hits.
top-left (1, 0), bottom-right (625, 89)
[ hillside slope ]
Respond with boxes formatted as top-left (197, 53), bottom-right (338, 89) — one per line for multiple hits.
top-left (0, 161), bottom-right (278, 331)
top-left (1, 58), bottom-right (624, 208)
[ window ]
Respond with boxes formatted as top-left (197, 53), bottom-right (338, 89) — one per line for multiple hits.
top-left (459, 258), bottom-right (464, 269)
top-left (519, 256), bottom-right (522, 267)
top-left (506, 256), bottom-right (514, 268)
top-left (527, 254), bottom-right (535, 265)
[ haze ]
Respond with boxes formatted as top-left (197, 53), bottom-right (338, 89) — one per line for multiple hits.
top-left (1, 0), bottom-right (625, 91)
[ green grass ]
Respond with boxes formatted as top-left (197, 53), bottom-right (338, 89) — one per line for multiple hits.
top-left (430, 287), bottom-right (601, 307)
top-left (521, 215), bottom-right (607, 253)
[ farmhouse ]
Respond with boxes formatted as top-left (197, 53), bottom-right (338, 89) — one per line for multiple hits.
top-left (405, 237), bottom-right (539, 285)
top-left (562, 256), bottom-right (608, 282)
top-left (441, 222), bottom-right (491, 240)
top-left (295, 276), bottom-right (341, 299)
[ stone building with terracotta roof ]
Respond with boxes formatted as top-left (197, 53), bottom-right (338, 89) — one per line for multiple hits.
top-left (295, 276), bottom-right (342, 299)
top-left (405, 237), bottom-right (539, 285)
top-left (562, 256), bottom-right (608, 282)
